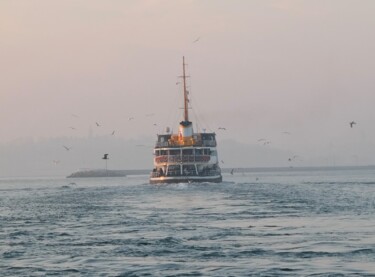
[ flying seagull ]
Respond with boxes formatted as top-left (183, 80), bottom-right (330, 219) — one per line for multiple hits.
top-left (102, 154), bottom-right (109, 160)
top-left (95, 122), bottom-right (100, 127)
top-left (218, 127), bottom-right (226, 130)
top-left (111, 130), bottom-right (115, 135)
top-left (350, 121), bottom-right (356, 128)
top-left (288, 155), bottom-right (300, 162)
top-left (128, 117), bottom-right (134, 121)
top-left (193, 37), bottom-right (200, 43)
top-left (63, 145), bottom-right (71, 151)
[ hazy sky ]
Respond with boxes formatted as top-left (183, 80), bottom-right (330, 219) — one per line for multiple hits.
top-left (1, 0), bottom-right (375, 165)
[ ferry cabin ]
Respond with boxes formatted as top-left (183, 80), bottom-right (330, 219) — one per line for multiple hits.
top-left (151, 132), bottom-right (220, 178)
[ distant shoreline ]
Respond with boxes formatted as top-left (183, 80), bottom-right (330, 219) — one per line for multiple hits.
top-left (69, 165), bottom-right (375, 177)
top-left (1, 165), bottom-right (374, 179)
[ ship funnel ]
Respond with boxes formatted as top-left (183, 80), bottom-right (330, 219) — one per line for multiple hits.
top-left (179, 121), bottom-right (193, 138)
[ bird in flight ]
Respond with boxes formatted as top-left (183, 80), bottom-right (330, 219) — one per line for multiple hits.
top-left (282, 131), bottom-right (291, 135)
top-left (193, 37), bottom-right (200, 43)
top-left (129, 117), bottom-right (134, 121)
top-left (95, 122), bottom-right (100, 127)
top-left (63, 145), bottom-right (71, 151)
top-left (69, 126), bottom-right (76, 130)
top-left (350, 121), bottom-right (356, 128)
top-left (218, 127), bottom-right (226, 130)
top-left (53, 160), bottom-right (60, 165)
top-left (258, 138), bottom-right (267, 142)
top-left (102, 154), bottom-right (109, 160)
top-left (230, 168), bottom-right (234, 175)
top-left (111, 130), bottom-right (115, 135)
top-left (288, 155), bottom-right (300, 162)
top-left (263, 141), bottom-right (271, 146)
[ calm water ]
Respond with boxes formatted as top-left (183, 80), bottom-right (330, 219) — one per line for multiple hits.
top-left (1, 168), bottom-right (375, 276)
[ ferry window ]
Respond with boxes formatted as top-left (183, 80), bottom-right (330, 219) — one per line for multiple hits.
top-left (211, 150), bottom-right (217, 156)
top-left (182, 149), bottom-right (193, 155)
top-left (160, 150), bottom-right (167, 155)
top-left (195, 149), bottom-right (202, 155)
top-left (183, 165), bottom-right (196, 175)
top-left (160, 137), bottom-right (165, 142)
top-left (155, 150), bottom-right (160, 156)
top-left (169, 149), bottom-right (180, 155)
top-left (203, 149), bottom-right (211, 155)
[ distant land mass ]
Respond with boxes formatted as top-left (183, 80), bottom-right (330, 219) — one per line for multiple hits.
top-left (67, 165), bottom-right (375, 178)
top-left (66, 169), bottom-right (151, 178)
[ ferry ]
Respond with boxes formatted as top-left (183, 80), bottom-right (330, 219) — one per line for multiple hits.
top-left (150, 57), bottom-right (222, 184)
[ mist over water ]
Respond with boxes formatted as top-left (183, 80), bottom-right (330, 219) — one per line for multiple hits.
top-left (1, 168), bottom-right (374, 276)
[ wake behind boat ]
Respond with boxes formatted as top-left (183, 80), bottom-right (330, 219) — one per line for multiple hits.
top-left (150, 57), bottom-right (222, 184)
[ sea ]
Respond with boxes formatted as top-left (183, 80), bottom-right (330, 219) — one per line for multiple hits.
top-left (1, 167), bottom-right (374, 276)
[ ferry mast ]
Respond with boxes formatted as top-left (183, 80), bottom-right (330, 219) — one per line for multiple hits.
top-left (182, 56), bottom-right (189, 122)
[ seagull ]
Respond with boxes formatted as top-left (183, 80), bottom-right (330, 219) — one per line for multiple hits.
top-left (53, 160), bottom-right (60, 165)
top-left (221, 160), bottom-right (224, 164)
top-left (350, 121), bottom-right (356, 128)
top-left (288, 155), bottom-right (300, 162)
top-left (63, 145), bottom-right (71, 151)
top-left (282, 131), bottom-right (291, 135)
top-left (153, 123), bottom-right (157, 126)
top-left (258, 138), bottom-right (267, 142)
top-left (218, 127), bottom-right (226, 130)
top-left (111, 130), bottom-right (115, 135)
top-left (128, 117), bottom-right (134, 121)
top-left (263, 141), bottom-right (271, 145)
top-left (69, 126), bottom-right (76, 130)
top-left (102, 154), bottom-right (109, 160)
top-left (95, 122), bottom-right (100, 127)
top-left (193, 37), bottom-right (200, 43)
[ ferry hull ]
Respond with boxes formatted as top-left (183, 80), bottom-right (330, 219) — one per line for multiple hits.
top-left (150, 175), bottom-right (222, 184)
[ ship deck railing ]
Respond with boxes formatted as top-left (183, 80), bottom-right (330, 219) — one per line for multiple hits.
top-left (150, 169), bottom-right (220, 178)
top-left (155, 140), bottom-right (216, 148)
top-left (155, 155), bottom-right (210, 164)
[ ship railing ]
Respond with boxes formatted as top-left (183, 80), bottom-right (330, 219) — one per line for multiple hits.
top-left (165, 169), bottom-right (220, 177)
top-left (151, 169), bottom-right (220, 178)
top-left (155, 142), bottom-right (170, 147)
top-left (155, 155), bottom-right (210, 164)
top-left (155, 140), bottom-right (216, 147)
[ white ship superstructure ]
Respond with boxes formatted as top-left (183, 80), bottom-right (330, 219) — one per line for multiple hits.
top-left (149, 57), bottom-right (222, 184)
